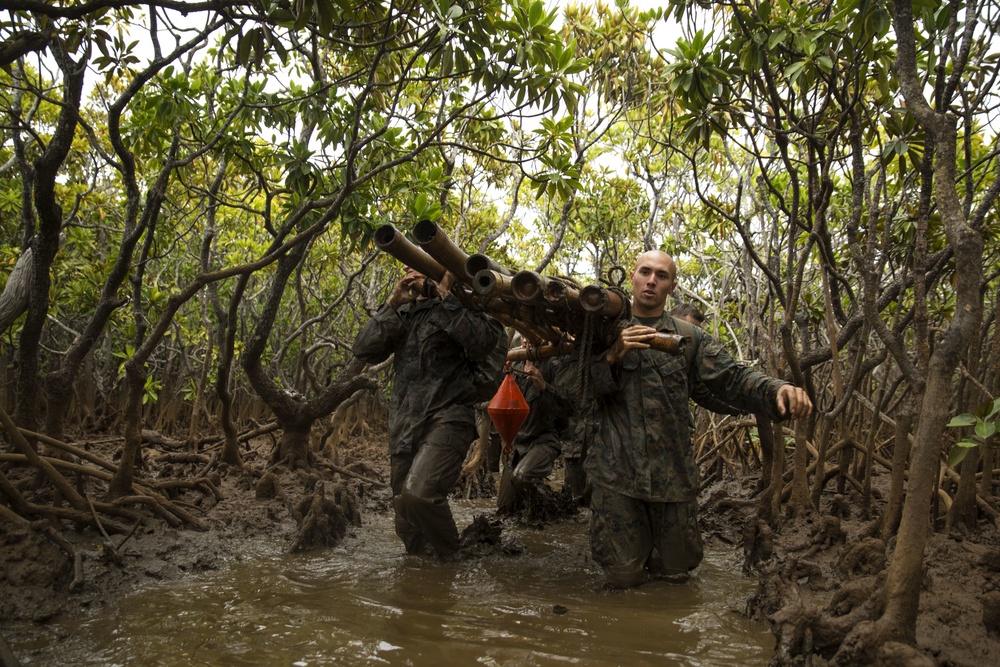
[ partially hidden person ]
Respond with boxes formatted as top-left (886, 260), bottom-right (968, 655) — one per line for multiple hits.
top-left (496, 338), bottom-right (575, 517)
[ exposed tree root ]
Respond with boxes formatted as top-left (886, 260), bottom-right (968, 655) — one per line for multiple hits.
top-left (743, 519), bottom-right (776, 570)
top-left (289, 480), bottom-right (361, 553)
top-left (153, 477), bottom-right (224, 501)
top-left (0, 412), bottom-right (215, 577)
top-left (750, 550), bottom-right (886, 665)
top-left (838, 537), bottom-right (887, 576)
top-left (771, 583), bottom-right (881, 663)
top-left (831, 619), bottom-right (905, 667)
top-left (314, 457), bottom-right (386, 488)
top-left (742, 508), bottom-right (898, 666)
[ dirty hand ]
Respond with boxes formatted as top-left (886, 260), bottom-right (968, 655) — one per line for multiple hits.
top-left (433, 271), bottom-right (455, 299)
top-left (607, 325), bottom-right (657, 365)
top-left (776, 384), bottom-right (813, 419)
top-left (524, 360), bottom-right (546, 390)
top-left (387, 268), bottom-right (425, 309)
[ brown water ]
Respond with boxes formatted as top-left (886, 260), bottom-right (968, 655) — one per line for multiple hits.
top-left (14, 500), bottom-right (772, 666)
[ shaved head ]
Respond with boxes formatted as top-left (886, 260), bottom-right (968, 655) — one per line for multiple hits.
top-left (630, 251), bottom-right (677, 317)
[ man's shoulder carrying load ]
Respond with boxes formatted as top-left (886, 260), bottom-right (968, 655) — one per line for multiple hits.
top-left (374, 220), bottom-right (687, 365)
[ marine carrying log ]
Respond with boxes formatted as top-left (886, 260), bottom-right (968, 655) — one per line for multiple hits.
top-left (374, 221), bottom-right (685, 360)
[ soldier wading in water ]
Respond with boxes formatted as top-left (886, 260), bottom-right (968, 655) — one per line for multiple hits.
top-left (353, 266), bottom-right (503, 559)
top-left (576, 250), bottom-right (813, 588)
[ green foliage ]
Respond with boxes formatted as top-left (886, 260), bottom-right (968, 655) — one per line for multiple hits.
top-left (946, 398), bottom-right (1000, 467)
top-left (1, 0), bottom-right (997, 456)
top-left (568, 168), bottom-right (648, 271)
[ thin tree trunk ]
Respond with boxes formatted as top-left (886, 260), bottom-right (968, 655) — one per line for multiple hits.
top-left (788, 419), bottom-right (813, 515)
top-left (16, 43), bottom-right (86, 433)
top-left (762, 419), bottom-right (784, 524)
top-left (881, 407), bottom-right (914, 541)
top-left (810, 416), bottom-right (833, 507)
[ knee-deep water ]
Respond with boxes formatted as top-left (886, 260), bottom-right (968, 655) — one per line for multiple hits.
top-left (12, 500), bottom-right (773, 666)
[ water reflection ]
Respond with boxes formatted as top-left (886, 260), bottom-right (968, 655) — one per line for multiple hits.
top-left (12, 500), bottom-right (772, 666)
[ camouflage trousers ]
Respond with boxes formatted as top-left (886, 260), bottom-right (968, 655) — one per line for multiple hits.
top-left (589, 484), bottom-right (704, 588)
top-left (496, 441), bottom-right (560, 513)
top-left (390, 419), bottom-right (474, 557)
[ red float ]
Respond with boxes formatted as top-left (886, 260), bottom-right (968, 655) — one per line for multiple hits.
top-left (487, 365), bottom-right (529, 458)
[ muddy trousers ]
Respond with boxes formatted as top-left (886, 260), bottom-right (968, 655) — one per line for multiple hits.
top-left (589, 484), bottom-right (703, 589)
top-left (563, 457), bottom-right (590, 504)
top-left (390, 424), bottom-right (472, 557)
top-left (496, 442), bottom-right (560, 513)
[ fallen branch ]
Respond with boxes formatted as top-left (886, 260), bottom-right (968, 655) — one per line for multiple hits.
top-left (316, 457), bottom-right (387, 488)
top-left (156, 452), bottom-right (211, 465)
top-left (17, 428), bottom-right (117, 473)
top-left (0, 503), bottom-right (76, 557)
top-left (195, 450), bottom-right (219, 479)
top-left (154, 477), bottom-right (224, 501)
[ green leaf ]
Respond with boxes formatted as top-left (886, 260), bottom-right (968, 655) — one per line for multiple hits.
top-left (759, 0), bottom-right (772, 23)
top-left (236, 33), bottom-right (250, 66)
top-left (947, 443), bottom-right (971, 468)
top-left (529, 0), bottom-right (543, 27)
top-left (784, 60), bottom-right (806, 81)
top-left (768, 30), bottom-right (787, 51)
top-left (442, 46), bottom-right (453, 77)
top-left (316, 0), bottom-right (335, 35)
top-left (294, 0), bottom-right (314, 31)
top-left (946, 413), bottom-right (977, 428)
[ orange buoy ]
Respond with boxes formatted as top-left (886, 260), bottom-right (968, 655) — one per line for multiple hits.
top-left (487, 365), bottom-right (529, 457)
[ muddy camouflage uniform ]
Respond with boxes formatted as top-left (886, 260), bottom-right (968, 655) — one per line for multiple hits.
top-left (496, 357), bottom-right (574, 514)
top-left (352, 293), bottom-right (502, 557)
top-left (582, 313), bottom-right (788, 587)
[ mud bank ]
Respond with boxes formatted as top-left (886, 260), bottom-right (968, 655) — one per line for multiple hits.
top-left (2, 435), bottom-right (999, 666)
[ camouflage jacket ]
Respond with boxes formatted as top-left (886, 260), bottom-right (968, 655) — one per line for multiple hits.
top-left (352, 294), bottom-right (502, 455)
top-left (509, 357), bottom-right (574, 456)
top-left (582, 312), bottom-right (788, 502)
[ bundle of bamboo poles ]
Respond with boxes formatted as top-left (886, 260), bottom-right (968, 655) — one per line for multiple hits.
top-left (374, 220), bottom-right (684, 361)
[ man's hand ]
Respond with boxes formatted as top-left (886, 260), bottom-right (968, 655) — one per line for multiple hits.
top-left (387, 267), bottom-right (424, 310)
top-left (523, 360), bottom-right (546, 390)
top-left (607, 325), bottom-right (657, 365)
top-left (776, 384), bottom-right (813, 419)
top-left (433, 271), bottom-right (455, 299)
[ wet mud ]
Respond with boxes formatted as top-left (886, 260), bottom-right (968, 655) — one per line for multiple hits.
top-left (2, 432), bottom-right (1000, 666)
top-left (6, 498), bottom-right (771, 666)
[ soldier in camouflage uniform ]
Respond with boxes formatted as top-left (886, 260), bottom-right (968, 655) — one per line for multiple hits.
top-left (561, 415), bottom-right (590, 504)
top-left (582, 250), bottom-right (812, 588)
top-left (668, 302), bottom-right (747, 565)
top-left (353, 267), bottom-right (503, 558)
top-left (496, 348), bottom-right (574, 516)
top-left (669, 303), bottom-right (747, 419)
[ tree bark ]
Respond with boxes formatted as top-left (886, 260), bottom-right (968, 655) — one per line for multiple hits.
top-left (856, 0), bottom-right (986, 650)
top-left (0, 248), bottom-right (31, 333)
top-left (16, 43), bottom-right (86, 432)
top-left (881, 407), bottom-right (914, 541)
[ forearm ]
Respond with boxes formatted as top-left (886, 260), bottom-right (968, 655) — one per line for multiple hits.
top-left (351, 304), bottom-right (406, 362)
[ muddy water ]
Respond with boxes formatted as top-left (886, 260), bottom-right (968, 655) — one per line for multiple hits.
top-left (16, 500), bottom-right (772, 666)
